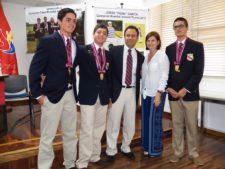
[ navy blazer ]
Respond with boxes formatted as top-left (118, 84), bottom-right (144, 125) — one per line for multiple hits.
top-left (110, 45), bottom-right (144, 104)
top-left (166, 38), bottom-right (204, 101)
top-left (75, 44), bottom-right (111, 105)
top-left (29, 32), bottom-right (78, 103)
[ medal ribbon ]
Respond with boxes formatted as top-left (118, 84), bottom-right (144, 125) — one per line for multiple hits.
top-left (174, 41), bottom-right (185, 65)
top-left (60, 33), bottom-right (73, 69)
top-left (91, 43), bottom-right (106, 73)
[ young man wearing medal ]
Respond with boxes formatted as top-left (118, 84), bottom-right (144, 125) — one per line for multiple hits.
top-left (29, 8), bottom-right (78, 169)
top-left (75, 24), bottom-right (111, 169)
top-left (166, 17), bottom-right (204, 166)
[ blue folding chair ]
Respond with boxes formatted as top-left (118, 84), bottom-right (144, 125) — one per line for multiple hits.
top-left (4, 75), bottom-right (35, 129)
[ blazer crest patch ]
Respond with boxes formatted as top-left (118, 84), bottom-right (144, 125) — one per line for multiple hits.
top-left (187, 53), bottom-right (194, 61)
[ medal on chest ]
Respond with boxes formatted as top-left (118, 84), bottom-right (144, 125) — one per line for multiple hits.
top-left (175, 64), bottom-right (180, 72)
top-left (91, 43), bottom-right (107, 80)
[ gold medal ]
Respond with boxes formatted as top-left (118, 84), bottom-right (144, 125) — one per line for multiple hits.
top-left (100, 73), bottom-right (104, 80)
top-left (175, 65), bottom-right (180, 72)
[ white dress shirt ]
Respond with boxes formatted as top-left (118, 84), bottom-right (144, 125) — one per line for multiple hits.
top-left (122, 45), bottom-right (137, 86)
top-left (142, 50), bottom-right (169, 97)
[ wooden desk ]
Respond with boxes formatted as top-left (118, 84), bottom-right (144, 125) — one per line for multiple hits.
top-left (0, 75), bottom-right (8, 136)
top-left (200, 91), bottom-right (225, 131)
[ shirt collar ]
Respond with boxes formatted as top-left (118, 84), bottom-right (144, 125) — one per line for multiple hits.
top-left (58, 30), bottom-right (72, 43)
top-left (124, 44), bottom-right (135, 52)
top-left (176, 38), bottom-right (187, 45)
top-left (93, 42), bottom-right (103, 51)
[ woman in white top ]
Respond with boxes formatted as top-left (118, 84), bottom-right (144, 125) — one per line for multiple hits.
top-left (141, 31), bottom-right (169, 157)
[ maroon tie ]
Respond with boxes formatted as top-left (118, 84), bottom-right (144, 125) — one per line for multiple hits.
top-left (66, 38), bottom-right (72, 67)
top-left (125, 49), bottom-right (132, 86)
top-left (177, 42), bottom-right (184, 62)
top-left (98, 48), bottom-right (103, 66)
top-left (66, 38), bottom-right (72, 84)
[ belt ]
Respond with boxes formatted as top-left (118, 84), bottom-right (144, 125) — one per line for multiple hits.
top-left (67, 86), bottom-right (73, 90)
top-left (122, 85), bottom-right (135, 88)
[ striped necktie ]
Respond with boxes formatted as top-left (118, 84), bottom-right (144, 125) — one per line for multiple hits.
top-left (125, 49), bottom-right (133, 86)
top-left (98, 48), bottom-right (103, 66)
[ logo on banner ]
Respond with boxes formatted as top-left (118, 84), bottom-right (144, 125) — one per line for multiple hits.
top-left (0, 29), bottom-right (16, 54)
top-left (0, 2), bottom-right (18, 75)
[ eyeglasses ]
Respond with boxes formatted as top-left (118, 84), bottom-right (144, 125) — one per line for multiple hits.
top-left (173, 24), bottom-right (186, 29)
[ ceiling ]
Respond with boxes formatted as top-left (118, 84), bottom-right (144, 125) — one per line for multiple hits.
top-left (2, 0), bottom-right (171, 8)
top-left (2, 0), bottom-right (84, 6)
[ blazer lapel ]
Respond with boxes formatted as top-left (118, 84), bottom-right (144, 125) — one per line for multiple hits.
top-left (171, 42), bottom-right (177, 64)
top-left (72, 37), bottom-right (77, 65)
top-left (136, 50), bottom-right (141, 76)
top-left (118, 46), bottom-right (124, 82)
top-left (86, 44), bottom-right (98, 73)
top-left (54, 32), bottom-right (66, 55)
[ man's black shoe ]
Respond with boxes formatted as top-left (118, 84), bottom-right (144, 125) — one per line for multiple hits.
top-left (121, 151), bottom-right (135, 160)
top-left (69, 167), bottom-right (76, 169)
top-left (106, 155), bottom-right (115, 163)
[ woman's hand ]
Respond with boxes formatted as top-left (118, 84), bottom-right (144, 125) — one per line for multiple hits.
top-left (154, 92), bottom-right (161, 107)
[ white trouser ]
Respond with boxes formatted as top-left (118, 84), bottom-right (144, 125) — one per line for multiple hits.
top-left (76, 97), bottom-right (108, 169)
top-left (106, 88), bottom-right (136, 155)
top-left (38, 90), bottom-right (78, 169)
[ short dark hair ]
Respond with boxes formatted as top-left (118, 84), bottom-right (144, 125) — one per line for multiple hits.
top-left (173, 17), bottom-right (188, 27)
top-left (93, 23), bottom-right (108, 34)
top-left (124, 25), bottom-right (139, 37)
top-left (145, 31), bottom-right (161, 50)
top-left (57, 8), bottom-right (76, 21)
top-left (108, 43), bottom-right (114, 51)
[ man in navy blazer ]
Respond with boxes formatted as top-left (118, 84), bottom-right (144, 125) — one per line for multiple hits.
top-left (29, 8), bottom-right (78, 169)
top-left (75, 24), bottom-right (111, 169)
top-left (106, 25), bottom-right (144, 161)
top-left (33, 17), bottom-right (44, 45)
top-left (41, 16), bottom-right (51, 35)
top-left (166, 17), bottom-right (204, 166)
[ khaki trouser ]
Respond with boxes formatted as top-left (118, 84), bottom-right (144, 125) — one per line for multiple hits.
top-left (169, 99), bottom-right (199, 158)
